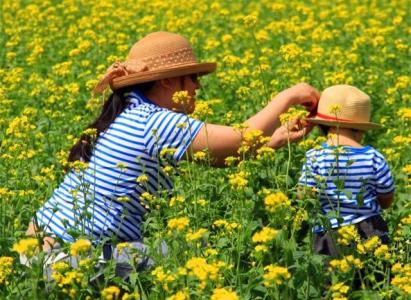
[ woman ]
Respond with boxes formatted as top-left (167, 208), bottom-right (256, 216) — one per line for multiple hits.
top-left (29, 31), bottom-right (320, 252)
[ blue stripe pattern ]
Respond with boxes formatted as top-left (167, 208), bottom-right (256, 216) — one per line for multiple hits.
top-left (298, 143), bottom-right (394, 232)
top-left (36, 89), bottom-right (204, 242)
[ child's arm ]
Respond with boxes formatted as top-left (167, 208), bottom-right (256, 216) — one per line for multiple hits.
top-left (377, 192), bottom-right (394, 209)
top-left (297, 151), bottom-right (317, 200)
top-left (374, 152), bottom-right (395, 209)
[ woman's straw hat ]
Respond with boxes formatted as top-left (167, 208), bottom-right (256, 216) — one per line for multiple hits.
top-left (307, 85), bottom-right (381, 131)
top-left (94, 31), bottom-right (216, 93)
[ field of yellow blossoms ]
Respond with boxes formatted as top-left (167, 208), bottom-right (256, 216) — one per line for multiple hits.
top-left (0, 0), bottom-right (410, 299)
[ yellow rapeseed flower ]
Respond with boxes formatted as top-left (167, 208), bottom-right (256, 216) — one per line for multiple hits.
top-left (391, 263), bottom-right (411, 295)
top-left (329, 104), bottom-right (343, 115)
top-left (228, 171), bottom-right (249, 189)
top-left (101, 285), bottom-right (121, 300)
top-left (70, 239), bottom-right (91, 256)
top-left (330, 282), bottom-right (350, 299)
top-left (252, 227), bottom-right (278, 244)
top-left (357, 236), bottom-right (380, 254)
top-left (167, 291), bottom-right (189, 300)
top-left (374, 245), bottom-right (391, 260)
top-left (136, 174), bottom-right (149, 184)
top-left (172, 91), bottom-right (190, 105)
top-left (167, 217), bottom-right (190, 232)
top-left (0, 256), bottom-right (13, 284)
top-left (211, 287), bottom-right (239, 300)
top-left (12, 238), bottom-right (39, 258)
top-left (263, 265), bottom-right (291, 286)
top-left (186, 228), bottom-right (207, 242)
top-left (337, 225), bottom-right (360, 246)
top-left (264, 192), bottom-right (290, 213)
top-left (329, 255), bottom-right (363, 273)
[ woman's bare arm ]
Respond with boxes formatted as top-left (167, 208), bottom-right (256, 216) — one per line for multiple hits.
top-left (188, 83), bottom-right (319, 166)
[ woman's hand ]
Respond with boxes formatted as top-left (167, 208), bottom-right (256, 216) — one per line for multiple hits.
top-left (278, 83), bottom-right (320, 111)
top-left (267, 118), bottom-right (313, 149)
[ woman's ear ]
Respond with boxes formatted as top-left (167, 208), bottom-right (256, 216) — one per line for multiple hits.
top-left (159, 77), bottom-right (177, 90)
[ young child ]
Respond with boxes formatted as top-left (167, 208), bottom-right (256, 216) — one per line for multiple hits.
top-left (298, 85), bottom-right (395, 256)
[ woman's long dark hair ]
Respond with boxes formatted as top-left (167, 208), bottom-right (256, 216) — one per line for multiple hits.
top-left (68, 81), bottom-right (155, 163)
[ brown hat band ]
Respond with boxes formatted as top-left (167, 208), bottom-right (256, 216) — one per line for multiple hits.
top-left (93, 47), bottom-right (198, 95)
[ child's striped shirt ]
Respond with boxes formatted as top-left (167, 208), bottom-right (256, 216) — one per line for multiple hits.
top-left (298, 143), bottom-right (394, 232)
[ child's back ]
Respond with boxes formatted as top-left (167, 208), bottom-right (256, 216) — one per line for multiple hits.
top-left (299, 85), bottom-right (395, 256)
top-left (300, 143), bottom-right (394, 233)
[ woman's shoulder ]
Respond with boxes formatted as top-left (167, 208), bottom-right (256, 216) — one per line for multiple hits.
top-left (125, 102), bottom-right (164, 118)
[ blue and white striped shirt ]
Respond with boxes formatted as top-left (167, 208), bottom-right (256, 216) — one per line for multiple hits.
top-left (298, 143), bottom-right (394, 232)
top-left (36, 90), bottom-right (204, 242)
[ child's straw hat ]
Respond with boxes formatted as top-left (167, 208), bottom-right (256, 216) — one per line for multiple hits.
top-left (307, 85), bottom-right (381, 131)
top-left (94, 32), bottom-right (216, 94)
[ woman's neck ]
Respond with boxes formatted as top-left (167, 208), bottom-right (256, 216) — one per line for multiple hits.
top-left (326, 127), bottom-right (364, 147)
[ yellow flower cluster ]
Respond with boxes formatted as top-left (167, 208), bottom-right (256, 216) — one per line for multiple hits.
top-left (172, 90), bottom-right (191, 105)
top-left (170, 195), bottom-right (185, 207)
top-left (136, 174), bottom-right (149, 184)
top-left (186, 228), bottom-right (208, 242)
top-left (167, 216), bottom-right (190, 232)
top-left (6, 115), bottom-right (36, 137)
top-left (397, 108), bottom-right (411, 121)
top-left (292, 208), bottom-right (309, 231)
top-left (101, 285), bottom-right (121, 300)
top-left (238, 129), bottom-right (270, 157)
top-left (263, 265), bottom-right (291, 286)
top-left (70, 239), bottom-right (92, 256)
top-left (329, 255), bottom-right (363, 273)
top-left (193, 151), bottom-right (208, 162)
top-left (279, 107), bottom-right (309, 126)
top-left (51, 265), bottom-right (86, 298)
top-left (190, 100), bottom-right (214, 120)
top-left (252, 227), bottom-right (278, 244)
top-left (374, 244), bottom-right (391, 260)
top-left (329, 104), bottom-right (343, 115)
top-left (151, 266), bottom-right (176, 291)
top-left (330, 282), bottom-right (350, 300)
top-left (69, 160), bottom-right (89, 173)
top-left (140, 192), bottom-right (156, 209)
top-left (264, 191), bottom-right (290, 213)
top-left (393, 214), bottom-right (411, 241)
top-left (0, 257), bottom-right (13, 285)
top-left (211, 287), bottom-right (239, 300)
top-left (299, 136), bottom-right (327, 149)
top-left (337, 225), bottom-right (360, 246)
top-left (213, 219), bottom-right (241, 232)
top-left (160, 147), bottom-right (177, 158)
top-left (228, 171), bottom-right (249, 189)
top-left (256, 146), bottom-right (275, 160)
top-left (167, 290), bottom-right (189, 300)
top-left (12, 238), bottom-right (39, 258)
top-left (185, 257), bottom-right (226, 289)
top-left (391, 263), bottom-right (411, 295)
top-left (357, 236), bottom-right (380, 254)
top-left (279, 43), bottom-right (302, 62)
top-left (116, 242), bottom-right (131, 255)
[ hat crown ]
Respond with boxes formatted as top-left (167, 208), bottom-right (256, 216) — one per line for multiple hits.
top-left (318, 85), bottom-right (371, 123)
top-left (127, 32), bottom-right (197, 71)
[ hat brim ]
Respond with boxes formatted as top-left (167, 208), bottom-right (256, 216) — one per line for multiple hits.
top-left (307, 117), bottom-right (382, 131)
top-left (111, 62), bottom-right (216, 90)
